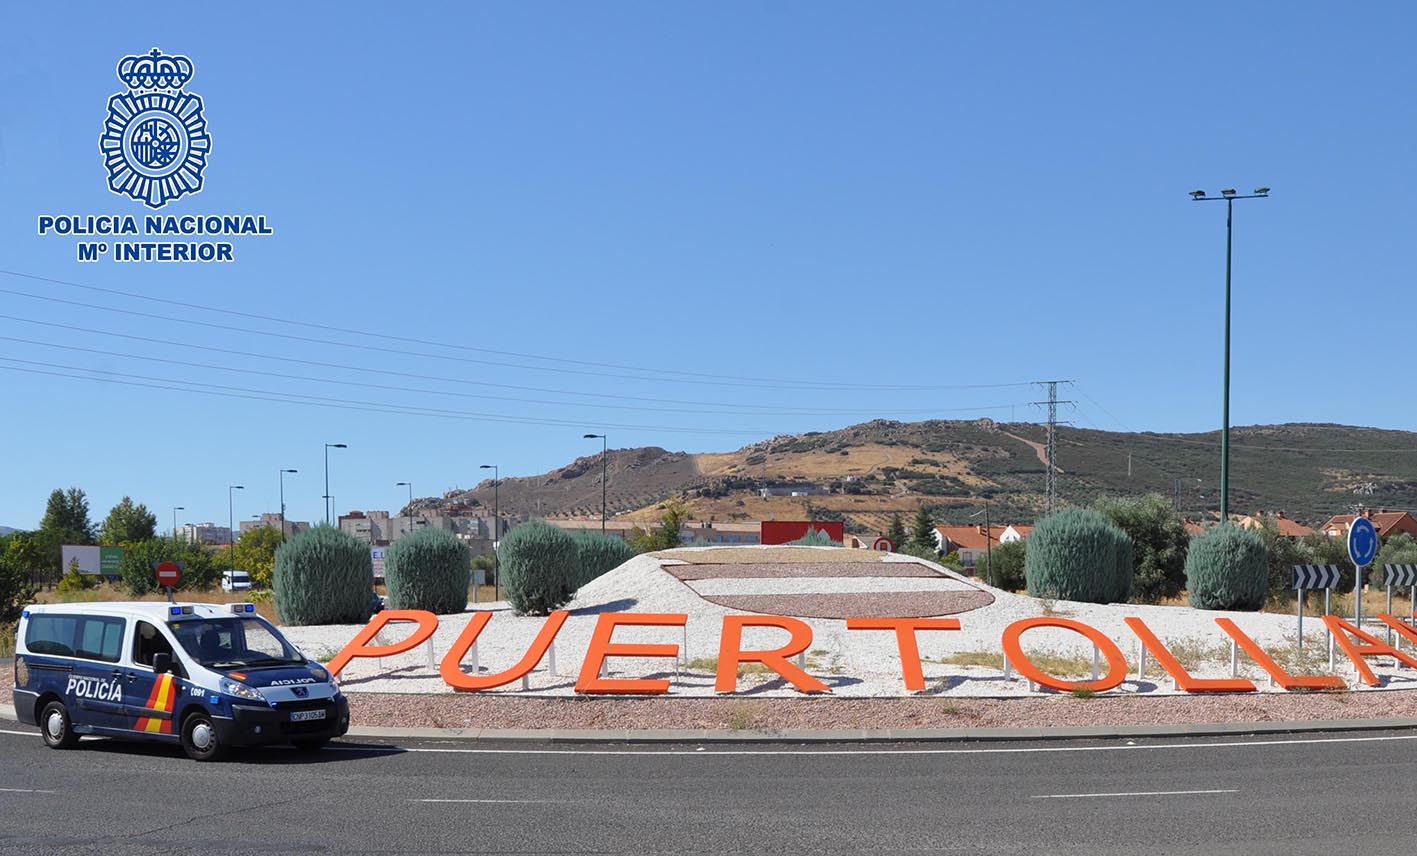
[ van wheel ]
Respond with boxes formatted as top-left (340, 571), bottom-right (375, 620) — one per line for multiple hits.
top-left (181, 712), bottom-right (227, 762)
top-left (291, 737), bottom-right (329, 752)
top-left (40, 701), bottom-right (79, 750)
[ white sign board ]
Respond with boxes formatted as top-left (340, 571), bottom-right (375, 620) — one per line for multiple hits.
top-left (371, 547), bottom-right (386, 580)
top-left (62, 545), bottom-right (101, 575)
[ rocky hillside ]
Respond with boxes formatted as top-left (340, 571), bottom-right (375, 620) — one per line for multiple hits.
top-left (426, 419), bottom-right (1417, 534)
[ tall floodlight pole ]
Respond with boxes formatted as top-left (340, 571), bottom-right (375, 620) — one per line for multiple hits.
top-left (227, 485), bottom-right (244, 566)
top-left (172, 506), bottom-right (184, 542)
top-left (324, 443), bottom-right (347, 525)
top-left (480, 464), bottom-right (499, 600)
top-left (1191, 187), bottom-right (1270, 525)
top-left (278, 469), bottom-right (297, 543)
top-left (583, 434), bottom-right (607, 534)
top-left (396, 481), bottom-right (414, 537)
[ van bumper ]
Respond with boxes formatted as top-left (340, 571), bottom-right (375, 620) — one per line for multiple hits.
top-left (11, 690), bottom-right (39, 726)
top-left (217, 697), bottom-right (350, 746)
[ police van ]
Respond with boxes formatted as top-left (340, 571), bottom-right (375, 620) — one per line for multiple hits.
top-left (11, 602), bottom-right (349, 761)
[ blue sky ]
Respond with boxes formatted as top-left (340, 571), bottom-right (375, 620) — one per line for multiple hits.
top-left (1, 3), bottom-right (1414, 530)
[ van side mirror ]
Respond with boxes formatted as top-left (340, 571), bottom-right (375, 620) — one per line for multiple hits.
top-left (152, 653), bottom-right (172, 674)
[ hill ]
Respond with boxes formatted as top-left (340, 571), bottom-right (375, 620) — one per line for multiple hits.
top-left (432, 420), bottom-right (1417, 534)
top-left (0, 526), bottom-right (15, 536)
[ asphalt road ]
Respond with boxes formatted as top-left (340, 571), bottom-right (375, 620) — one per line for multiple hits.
top-left (0, 723), bottom-right (1414, 855)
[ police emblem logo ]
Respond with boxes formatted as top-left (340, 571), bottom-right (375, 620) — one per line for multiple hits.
top-left (98, 48), bottom-right (211, 209)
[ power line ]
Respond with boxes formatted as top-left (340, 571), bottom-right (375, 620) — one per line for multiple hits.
top-left (0, 272), bottom-right (1036, 392)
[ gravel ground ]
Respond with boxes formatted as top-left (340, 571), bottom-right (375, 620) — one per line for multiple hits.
top-left (702, 591), bottom-right (997, 619)
top-left (666, 561), bottom-right (947, 580)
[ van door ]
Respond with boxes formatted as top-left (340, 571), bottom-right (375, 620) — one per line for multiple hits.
top-left (122, 620), bottom-right (183, 736)
top-left (52, 614), bottom-right (128, 732)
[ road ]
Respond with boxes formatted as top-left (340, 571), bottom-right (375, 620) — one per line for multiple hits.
top-left (0, 723), bottom-right (1413, 854)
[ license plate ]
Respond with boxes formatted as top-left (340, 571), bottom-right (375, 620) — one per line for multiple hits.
top-left (290, 709), bottom-right (326, 722)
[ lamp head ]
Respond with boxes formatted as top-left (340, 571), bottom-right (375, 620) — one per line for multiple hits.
top-left (1221, 188), bottom-right (1237, 197)
top-left (583, 433), bottom-right (602, 439)
top-left (1189, 190), bottom-right (1206, 199)
top-left (480, 464), bottom-right (494, 469)
top-left (329, 443), bottom-right (347, 449)
top-left (283, 468), bottom-right (298, 473)
top-left (1254, 186), bottom-right (1270, 195)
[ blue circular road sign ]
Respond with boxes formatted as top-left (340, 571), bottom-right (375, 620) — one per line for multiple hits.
top-left (1348, 516), bottom-right (1378, 567)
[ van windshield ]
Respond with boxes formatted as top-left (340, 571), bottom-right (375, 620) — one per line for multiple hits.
top-left (168, 616), bottom-right (304, 669)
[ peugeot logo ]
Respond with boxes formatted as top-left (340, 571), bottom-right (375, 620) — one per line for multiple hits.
top-left (291, 686), bottom-right (308, 698)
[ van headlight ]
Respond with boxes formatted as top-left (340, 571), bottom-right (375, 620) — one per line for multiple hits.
top-left (220, 678), bottom-right (264, 701)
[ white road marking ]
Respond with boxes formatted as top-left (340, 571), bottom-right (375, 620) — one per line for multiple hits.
top-left (412, 798), bottom-right (557, 804)
top-left (1031, 788), bottom-right (1238, 799)
top-left (0, 729), bottom-right (36, 737)
top-left (0, 788), bottom-right (55, 794)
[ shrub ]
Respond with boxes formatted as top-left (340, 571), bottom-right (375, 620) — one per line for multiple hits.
top-left (1093, 494), bottom-right (1188, 603)
top-left (56, 565), bottom-right (96, 596)
top-left (274, 525), bottom-right (374, 625)
top-left (984, 539), bottom-right (1027, 592)
top-left (502, 520), bottom-right (579, 615)
top-left (1185, 524), bottom-right (1269, 611)
top-left (117, 538), bottom-right (220, 596)
top-left (1024, 508), bottom-right (1133, 604)
top-left (573, 532), bottom-right (636, 589)
top-left (787, 528), bottom-right (837, 547)
top-left (384, 528), bottom-right (470, 614)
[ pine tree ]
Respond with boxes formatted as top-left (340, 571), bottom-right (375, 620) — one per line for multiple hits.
top-left (100, 496), bottom-right (157, 545)
top-left (886, 512), bottom-right (907, 552)
top-left (909, 504), bottom-right (937, 553)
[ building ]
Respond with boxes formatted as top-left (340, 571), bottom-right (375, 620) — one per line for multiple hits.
top-left (238, 513), bottom-right (310, 538)
top-left (685, 522), bottom-right (763, 545)
top-left (337, 509), bottom-right (507, 552)
top-left (179, 523), bottom-right (231, 546)
top-left (933, 525), bottom-right (1000, 568)
top-left (998, 524), bottom-right (1033, 543)
top-left (1319, 510), bottom-right (1417, 540)
top-left (1233, 512), bottom-right (1314, 539)
top-left (758, 484), bottom-right (829, 498)
top-left (545, 519), bottom-right (641, 541)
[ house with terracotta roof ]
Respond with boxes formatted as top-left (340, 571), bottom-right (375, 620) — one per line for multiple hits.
top-left (1318, 511), bottom-right (1417, 540)
top-left (933, 525), bottom-right (1001, 567)
top-left (1234, 512), bottom-right (1315, 540)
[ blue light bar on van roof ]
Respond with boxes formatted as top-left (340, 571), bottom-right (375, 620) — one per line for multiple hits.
top-left (168, 606), bottom-right (194, 617)
top-left (230, 603), bottom-right (255, 614)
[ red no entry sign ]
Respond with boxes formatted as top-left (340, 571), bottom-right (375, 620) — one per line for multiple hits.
top-left (155, 561), bottom-right (182, 587)
top-left (872, 537), bottom-right (894, 552)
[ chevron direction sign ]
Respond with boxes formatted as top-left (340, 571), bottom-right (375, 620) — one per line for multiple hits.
top-left (1292, 564), bottom-right (1342, 590)
top-left (1383, 564), bottom-right (1417, 587)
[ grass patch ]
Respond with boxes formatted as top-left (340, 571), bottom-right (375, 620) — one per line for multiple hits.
top-left (724, 702), bottom-right (766, 731)
top-left (1070, 687), bottom-right (1097, 699)
top-left (937, 649), bottom-right (1100, 676)
top-left (684, 657), bottom-right (776, 677)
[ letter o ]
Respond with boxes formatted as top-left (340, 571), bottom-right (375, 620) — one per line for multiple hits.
top-left (1001, 616), bottom-right (1127, 693)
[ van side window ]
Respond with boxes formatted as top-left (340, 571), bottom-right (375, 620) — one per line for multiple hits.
top-left (132, 621), bottom-right (175, 668)
top-left (25, 614), bottom-right (79, 657)
top-left (76, 617), bottom-right (125, 663)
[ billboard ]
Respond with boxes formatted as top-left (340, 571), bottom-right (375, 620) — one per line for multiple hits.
top-left (759, 521), bottom-right (845, 545)
top-left (61, 545), bottom-right (124, 575)
top-left (371, 547), bottom-right (386, 580)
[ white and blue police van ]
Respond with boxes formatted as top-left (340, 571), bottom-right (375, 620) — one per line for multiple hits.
top-left (11, 602), bottom-right (349, 761)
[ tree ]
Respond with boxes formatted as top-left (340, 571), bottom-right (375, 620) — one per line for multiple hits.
top-left (233, 525), bottom-right (284, 589)
top-left (1255, 515), bottom-right (1309, 603)
top-left (37, 487), bottom-right (95, 572)
top-left (909, 505), bottom-right (937, 554)
top-left (0, 532), bottom-right (41, 621)
top-left (886, 512), bottom-right (907, 552)
top-left (631, 499), bottom-right (690, 553)
top-left (100, 496), bottom-right (157, 545)
top-left (1093, 493), bottom-right (1188, 603)
top-left (989, 538), bottom-right (1027, 592)
top-left (118, 538), bottom-right (220, 596)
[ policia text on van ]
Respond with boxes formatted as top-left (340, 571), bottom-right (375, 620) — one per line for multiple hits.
top-left (11, 602), bottom-right (349, 761)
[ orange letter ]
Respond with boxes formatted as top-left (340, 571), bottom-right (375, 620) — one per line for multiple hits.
top-left (439, 611), bottom-right (569, 691)
top-left (328, 609), bottom-right (439, 677)
top-left (1213, 618), bottom-right (1344, 691)
top-left (1124, 617), bottom-right (1256, 693)
top-left (575, 613), bottom-right (689, 695)
top-left (845, 617), bottom-right (961, 691)
top-left (1378, 613), bottom-right (1417, 647)
top-left (1322, 615), bottom-right (1417, 686)
top-left (716, 615), bottom-right (829, 694)
top-left (1001, 617), bottom-right (1127, 693)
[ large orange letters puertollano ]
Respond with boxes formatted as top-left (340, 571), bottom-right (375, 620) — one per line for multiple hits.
top-left (328, 609), bottom-right (440, 677)
top-left (1322, 614), bottom-right (1417, 686)
top-left (1212, 617), bottom-right (1344, 691)
top-left (439, 611), bottom-right (569, 691)
top-left (1001, 617), bottom-right (1127, 693)
top-left (716, 615), bottom-right (829, 694)
top-left (845, 618), bottom-right (961, 692)
top-left (1124, 617), bottom-right (1256, 693)
top-left (575, 613), bottom-right (688, 695)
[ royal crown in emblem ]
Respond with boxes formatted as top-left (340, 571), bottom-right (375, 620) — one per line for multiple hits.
top-left (99, 48), bottom-right (211, 209)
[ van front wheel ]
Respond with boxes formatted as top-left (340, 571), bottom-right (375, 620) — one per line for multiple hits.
top-left (40, 701), bottom-right (79, 750)
top-left (181, 712), bottom-right (227, 762)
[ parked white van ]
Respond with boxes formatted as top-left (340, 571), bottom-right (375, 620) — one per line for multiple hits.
top-left (220, 570), bottom-right (251, 592)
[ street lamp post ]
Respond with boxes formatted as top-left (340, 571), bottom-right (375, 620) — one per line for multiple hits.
top-left (279, 469), bottom-right (297, 543)
top-left (172, 506), bottom-right (184, 543)
top-left (1190, 187), bottom-right (1269, 525)
top-left (479, 464), bottom-right (499, 600)
top-left (324, 443), bottom-right (347, 525)
top-left (396, 481), bottom-right (413, 537)
top-left (227, 485), bottom-right (244, 567)
top-left (583, 434), bottom-right (607, 534)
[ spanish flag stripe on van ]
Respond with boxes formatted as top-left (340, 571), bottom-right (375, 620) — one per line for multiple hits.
top-left (136, 674), bottom-right (177, 734)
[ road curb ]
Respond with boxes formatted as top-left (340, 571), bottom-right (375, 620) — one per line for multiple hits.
top-left (5, 700), bottom-right (1415, 744)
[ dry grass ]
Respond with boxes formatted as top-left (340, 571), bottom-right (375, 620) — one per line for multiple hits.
top-left (32, 583), bottom-right (280, 623)
top-left (0, 621), bottom-right (14, 657)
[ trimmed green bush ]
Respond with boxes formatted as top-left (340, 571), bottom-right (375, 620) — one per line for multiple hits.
top-left (274, 525), bottom-right (374, 625)
top-left (385, 528), bottom-right (471, 614)
top-left (1185, 524), bottom-right (1269, 611)
top-left (573, 532), bottom-right (636, 589)
top-left (502, 520), bottom-right (578, 615)
top-left (1024, 508), bottom-right (1133, 603)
